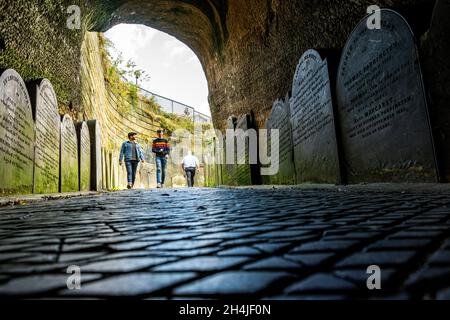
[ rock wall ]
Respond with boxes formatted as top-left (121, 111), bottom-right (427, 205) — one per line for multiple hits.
top-left (80, 31), bottom-right (209, 189)
top-left (91, 0), bottom-right (438, 131)
top-left (1, 0), bottom-right (439, 130)
top-left (81, 31), bottom-right (167, 189)
top-left (2, 0), bottom-right (448, 182)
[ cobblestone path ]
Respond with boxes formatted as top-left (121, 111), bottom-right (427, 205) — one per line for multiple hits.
top-left (1, 186), bottom-right (450, 299)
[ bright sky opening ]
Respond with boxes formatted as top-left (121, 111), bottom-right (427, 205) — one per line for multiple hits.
top-left (104, 24), bottom-right (211, 117)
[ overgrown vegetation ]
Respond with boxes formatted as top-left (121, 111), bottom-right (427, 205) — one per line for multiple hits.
top-left (97, 33), bottom-right (207, 136)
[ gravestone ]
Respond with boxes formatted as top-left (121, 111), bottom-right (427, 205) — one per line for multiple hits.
top-left (235, 114), bottom-right (253, 186)
top-left (266, 97), bottom-right (296, 185)
top-left (0, 69), bottom-right (35, 195)
top-left (290, 49), bottom-right (341, 184)
top-left (29, 79), bottom-right (60, 194)
top-left (87, 120), bottom-right (102, 191)
top-left (60, 114), bottom-right (79, 192)
top-left (336, 9), bottom-right (438, 183)
top-left (224, 116), bottom-right (237, 186)
top-left (77, 122), bottom-right (91, 192)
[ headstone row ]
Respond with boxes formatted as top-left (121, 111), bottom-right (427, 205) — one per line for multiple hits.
top-left (222, 113), bottom-right (261, 186)
top-left (263, 9), bottom-right (438, 185)
top-left (0, 69), bottom-right (102, 195)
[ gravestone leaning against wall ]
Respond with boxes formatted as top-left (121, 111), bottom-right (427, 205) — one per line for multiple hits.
top-left (224, 116), bottom-right (237, 186)
top-left (0, 69), bottom-right (35, 195)
top-left (336, 9), bottom-right (438, 183)
top-left (87, 120), bottom-right (102, 191)
top-left (60, 114), bottom-right (79, 192)
top-left (29, 79), bottom-right (60, 194)
top-left (265, 97), bottom-right (296, 185)
top-left (290, 49), bottom-right (341, 184)
top-left (235, 114), bottom-right (254, 186)
top-left (76, 122), bottom-right (91, 192)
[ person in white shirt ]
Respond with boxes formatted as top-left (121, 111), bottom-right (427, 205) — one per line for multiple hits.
top-left (181, 151), bottom-right (200, 188)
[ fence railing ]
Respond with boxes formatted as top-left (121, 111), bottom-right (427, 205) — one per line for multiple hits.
top-left (123, 77), bottom-right (212, 124)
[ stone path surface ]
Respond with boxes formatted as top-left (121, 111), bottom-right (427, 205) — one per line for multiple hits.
top-left (1, 186), bottom-right (450, 299)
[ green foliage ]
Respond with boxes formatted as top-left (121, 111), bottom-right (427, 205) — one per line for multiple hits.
top-left (97, 33), bottom-right (202, 136)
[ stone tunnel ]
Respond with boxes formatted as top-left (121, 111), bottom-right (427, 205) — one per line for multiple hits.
top-left (3, 0), bottom-right (450, 301)
top-left (2, 0), bottom-right (450, 181)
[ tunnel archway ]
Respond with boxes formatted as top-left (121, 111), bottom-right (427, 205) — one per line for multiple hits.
top-left (87, 0), bottom-right (437, 132)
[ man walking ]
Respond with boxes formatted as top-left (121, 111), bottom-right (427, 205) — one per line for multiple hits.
top-left (119, 132), bottom-right (145, 189)
top-left (152, 129), bottom-right (170, 188)
top-left (181, 151), bottom-right (200, 188)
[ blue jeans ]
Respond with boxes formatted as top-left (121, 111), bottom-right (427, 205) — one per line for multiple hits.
top-left (156, 157), bottom-right (167, 184)
top-left (125, 161), bottom-right (139, 185)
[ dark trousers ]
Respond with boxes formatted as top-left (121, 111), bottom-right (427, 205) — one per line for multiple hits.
top-left (125, 160), bottom-right (139, 185)
top-left (185, 167), bottom-right (196, 187)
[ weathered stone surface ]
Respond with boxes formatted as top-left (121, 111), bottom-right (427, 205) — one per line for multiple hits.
top-left (224, 116), bottom-right (237, 186)
top-left (77, 122), bottom-right (91, 192)
top-left (421, 0), bottom-right (450, 182)
top-left (264, 97), bottom-right (295, 185)
top-left (285, 273), bottom-right (357, 293)
top-left (29, 79), bottom-right (60, 194)
top-left (174, 271), bottom-right (291, 296)
top-left (60, 273), bottom-right (196, 297)
top-left (0, 69), bottom-right (34, 195)
top-left (235, 114), bottom-right (253, 186)
top-left (291, 49), bottom-right (341, 184)
top-left (336, 10), bottom-right (438, 183)
top-left (86, 120), bottom-right (102, 191)
top-left (153, 256), bottom-right (249, 272)
top-left (0, 0), bottom-right (440, 136)
top-left (1, 186), bottom-right (450, 298)
top-left (60, 114), bottom-right (79, 192)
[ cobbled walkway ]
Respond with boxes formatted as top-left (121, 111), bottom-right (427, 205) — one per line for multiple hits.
top-left (1, 186), bottom-right (450, 299)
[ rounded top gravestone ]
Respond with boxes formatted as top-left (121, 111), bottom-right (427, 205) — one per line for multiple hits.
top-left (60, 114), bottom-right (79, 192)
top-left (235, 114), bottom-right (253, 186)
top-left (31, 79), bottom-right (60, 194)
top-left (290, 49), bottom-right (341, 184)
top-left (336, 9), bottom-right (438, 183)
top-left (265, 97), bottom-right (295, 185)
top-left (224, 116), bottom-right (237, 186)
top-left (77, 122), bottom-right (91, 192)
top-left (0, 69), bottom-right (35, 195)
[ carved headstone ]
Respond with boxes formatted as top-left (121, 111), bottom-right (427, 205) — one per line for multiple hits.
top-left (77, 122), bottom-right (91, 192)
top-left (29, 79), bottom-right (60, 194)
top-left (291, 49), bottom-right (341, 184)
top-left (235, 114), bottom-right (253, 186)
top-left (224, 116), bottom-right (237, 186)
top-left (87, 120), bottom-right (102, 191)
top-left (0, 69), bottom-right (35, 195)
top-left (60, 114), bottom-right (79, 192)
top-left (266, 97), bottom-right (296, 185)
top-left (336, 9), bottom-right (438, 183)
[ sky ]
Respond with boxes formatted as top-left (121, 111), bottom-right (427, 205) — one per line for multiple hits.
top-left (104, 24), bottom-right (211, 116)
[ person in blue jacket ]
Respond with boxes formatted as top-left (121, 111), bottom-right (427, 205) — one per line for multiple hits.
top-left (119, 132), bottom-right (145, 189)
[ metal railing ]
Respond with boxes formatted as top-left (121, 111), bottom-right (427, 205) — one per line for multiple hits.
top-left (122, 77), bottom-right (212, 124)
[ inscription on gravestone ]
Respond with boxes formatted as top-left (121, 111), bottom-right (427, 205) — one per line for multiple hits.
top-left (290, 49), bottom-right (341, 184)
top-left (60, 114), bottom-right (79, 192)
top-left (266, 97), bottom-right (296, 185)
top-left (336, 9), bottom-right (437, 183)
top-left (29, 79), bottom-right (60, 194)
top-left (77, 122), bottom-right (91, 192)
top-left (0, 69), bottom-right (34, 195)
